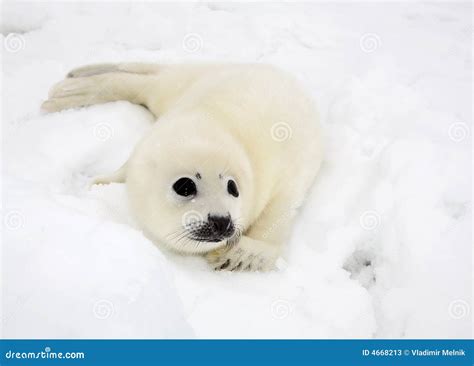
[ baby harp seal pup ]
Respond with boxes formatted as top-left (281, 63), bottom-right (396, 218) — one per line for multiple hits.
top-left (42, 63), bottom-right (323, 271)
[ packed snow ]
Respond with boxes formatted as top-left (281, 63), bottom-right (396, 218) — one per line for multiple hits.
top-left (1, 1), bottom-right (471, 339)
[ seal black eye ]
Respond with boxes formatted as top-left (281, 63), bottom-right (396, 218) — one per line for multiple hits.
top-left (173, 177), bottom-right (197, 197)
top-left (227, 179), bottom-right (239, 197)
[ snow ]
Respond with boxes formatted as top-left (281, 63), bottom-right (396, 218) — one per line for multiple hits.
top-left (1, 1), bottom-right (471, 339)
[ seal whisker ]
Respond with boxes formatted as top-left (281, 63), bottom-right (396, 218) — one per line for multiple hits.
top-left (165, 227), bottom-right (189, 241)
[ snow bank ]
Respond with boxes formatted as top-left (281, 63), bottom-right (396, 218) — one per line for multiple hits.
top-left (1, 1), bottom-right (471, 338)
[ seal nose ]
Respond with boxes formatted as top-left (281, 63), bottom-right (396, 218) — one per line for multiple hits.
top-left (208, 214), bottom-right (234, 237)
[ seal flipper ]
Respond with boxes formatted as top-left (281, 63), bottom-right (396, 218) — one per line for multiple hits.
top-left (42, 71), bottom-right (153, 114)
top-left (90, 161), bottom-right (127, 186)
top-left (67, 63), bottom-right (161, 78)
top-left (67, 63), bottom-right (120, 78)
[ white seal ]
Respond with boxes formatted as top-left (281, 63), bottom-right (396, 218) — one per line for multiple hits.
top-left (42, 63), bottom-right (323, 271)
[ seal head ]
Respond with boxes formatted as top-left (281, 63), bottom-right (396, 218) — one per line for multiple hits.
top-left (126, 125), bottom-right (253, 254)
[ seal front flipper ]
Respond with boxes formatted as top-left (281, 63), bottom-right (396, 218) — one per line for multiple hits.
top-left (206, 195), bottom-right (298, 271)
top-left (206, 236), bottom-right (280, 272)
top-left (90, 161), bottom-right (127, 187)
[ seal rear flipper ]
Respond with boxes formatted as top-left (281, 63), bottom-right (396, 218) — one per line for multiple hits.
top-left (67, 63), bottom-right (120, 78)
top-left (42, 72), bottom-right (152, 113)
top-left (90, 162), bottom-right (127, 187)
top-left (67, 63), bottom-right (161, 78)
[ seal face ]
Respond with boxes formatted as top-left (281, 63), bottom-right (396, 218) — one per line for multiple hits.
top-left (42, 63), bottom-right (323, 271)
top-left (172, 176), bottom-right (240, 242)
top-left (172, 176), bottom-right (237, 241)
top-left (172, 175), bottom-right (236, 243)
top-left (125, 135), bottom-right (252, 254)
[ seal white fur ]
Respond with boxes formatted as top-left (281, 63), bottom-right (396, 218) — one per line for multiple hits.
top-left (42, 63), bottom-right (323, 271)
